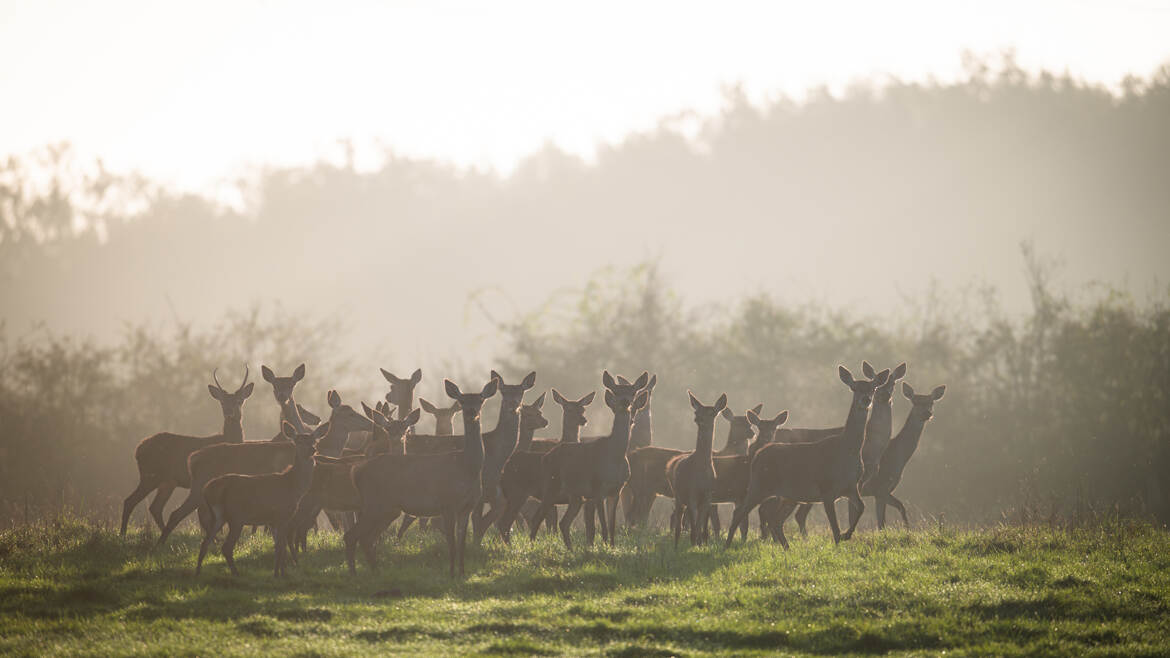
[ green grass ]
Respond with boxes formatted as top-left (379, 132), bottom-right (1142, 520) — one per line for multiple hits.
top-left (1, 517), bottom-right (1168, 656)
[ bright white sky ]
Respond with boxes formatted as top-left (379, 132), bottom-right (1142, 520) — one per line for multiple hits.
top-left (2, 0), bottom-right (1168, 193)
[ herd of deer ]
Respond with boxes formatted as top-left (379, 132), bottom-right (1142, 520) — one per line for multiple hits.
top-left (120, 362), bottom-right (945, 578)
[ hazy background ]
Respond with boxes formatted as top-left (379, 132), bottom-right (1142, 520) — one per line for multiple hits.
top-left (1, 1), bottom-right (1169, 527)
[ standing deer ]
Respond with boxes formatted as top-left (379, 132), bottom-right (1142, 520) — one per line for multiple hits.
top-left (156, 389), bottom-right (375, 546)
top-left (119, 367), bottom-right (253, 537)
top-left (195, 420), bottom-right (328, 577)
top-left (666, 392), bottom-right (728, 547)
top-left (496, 388), bottom-right (593, 543)
top-left (858, 382), bottom-right (945, 528)
top-left (725, 365), bottom-right (890, 548)
top-left (420, 397), bottom-right (462, 435)
top-left (708, 409), bottom-right (789, 541)
top-left (529, 371), bottom-right (649, 549)
top-left (344, 378), bottom-right (498, 577)
top-left (791, 361), bottom-right (906, 535)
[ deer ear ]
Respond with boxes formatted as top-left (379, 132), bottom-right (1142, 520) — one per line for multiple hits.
top-left (721, 408), bottom-right (734, 421)
top-left (688, 390), bottom-right (701, 410)
top-left (648, 374), bottom-right (657, 391)
top-left (521, 371), bottom-right (537, 389)
top-left (281, 421), bottom-right (297, 439)
top-left (902, 382), bottom-right (915, 399)
top-left (839, 365), bottom-right (854, 385)
top-left (747, 410), bottom-right (761, 426)
top-left (380, 368), bottom-right (396, 383)
top-left (313, 421), bottom-right (332, 440)
top-left (532, 391), bottom-right (546, 409)
top-left (445, 379), bottom-right (462, 399)
top-left (552, 389), bottom-right (567, 405)
top-left (604, 389), bottom-right (617, 408)
top-left (480, 378), bottom-right (498, 398)
top-left (893, 362), bottom-right (907, 380)
top-left (775, 410), bottom-right (789, 425)
top-left (633, 390), bottom-right (650, 412)
top-left (451, 400), bottom-right (462, 412)
top-left (633, 372), bottom-right (650, 390)
top-left (296, 403), bottom-right (320, 424)
top-left (419, 398), bottom-right (438, 414)
top-left (406, 407), bottom-right (422, 426)
top-left (873, 369), bottom-right (890, 386)
top-left (930, 385), bottom-right (946, 400)
top-left (579, 391), bottom-right (595, 406)
top-left (602, 371), bottom-right (616, 391)
top-left (714, 394), bottom-right (728, 413)
top-left (292, 363), bottom-right (306, 382)
top-left (261, 365), bottom-right (276, 383)
top-left (239, 382), bottom-right (254, 398)
top-left (362, 401), bottom-right (376, 419)
top-left (328, 390), bottom-right (341, 408)
top-left (410, 368), bottom-right (422, 385)
top-left (208, 384), bottom-right (224, 401)
top-left (750, 403), bottom-right (764, 415)
top-left (862, 361), bottom-right (876, 378)
top-left (491, 370), bottom-right (503, 383)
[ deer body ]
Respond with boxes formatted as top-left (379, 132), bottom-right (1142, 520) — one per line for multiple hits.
top-left (119, 368), bottom-right (253, 537)
top-left (344, 378), bottom-right (498, 577)
top-left (666, 392), bottom-right (728, 547)
top-left (725, 366), bottom-right (889, 548)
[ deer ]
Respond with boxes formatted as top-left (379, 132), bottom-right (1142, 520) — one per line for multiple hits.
top-left (156, 389), bottom-right (376, 546)
top-left (261, 364), bottom-right (321, 440)
top-left (119, 366), bottom-right (253, 537)
top-left (194, 420), bottom-right (329, 577)
top-left (496, 388), bottom-right (593, 543)
top-left (286, 404), bottom-right (421, 560)
top-left (344, 377), bottom-right (498, 577)
top-left (857, 382), bottom-right (945, 528)
top-left (705, 408), bottom-right (789, 541)
top-left (790, 361), bottom-right (906, 535)
top-left (725, 365), bottom-right (890, 548)
top-left (528, 371), bottom-right (650, 549)
top-left (666, 392), bottom-right (728, 547)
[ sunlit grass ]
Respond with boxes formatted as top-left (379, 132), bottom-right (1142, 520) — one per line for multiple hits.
top-left (1, 517), bottom-right (1167, 655)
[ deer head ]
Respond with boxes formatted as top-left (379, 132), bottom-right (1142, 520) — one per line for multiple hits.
top-left (444, 378), bottom-right (499, 422)
top-left (602, 370), bottom-right (649, 407)
top-left (261, 363), bottom-right (305, 405)
top-left (490, 370), bottom-right (537, 412)
top-left (208, 365), bottom-right (254, 420)
top-left (746, 409), bottom-right (790, 452)
top-left (902, 382), bottom-right (946, 421)
top-left (520, 392), bottom-right (549, 433)
top-left (381, 368), bottom-right (423, 414)
top-left (552, 388), bottom-right (595, 430)
top-left (419, 397), bottom-right (462, 434)
top-left (688, 391), bottom-right (728, 425)
top-left (324, 390), bottom-right (377, 433)
top-left (365, 403), bottom-right (422, 443)
top-left (720, 403), bottom-right (763, 452)
top-left (839, 364), bottom-right (890, 412)
top-left (864, 361), bottom-right (907, 404)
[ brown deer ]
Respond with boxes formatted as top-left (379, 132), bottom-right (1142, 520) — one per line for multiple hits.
top-left (420, 397), bottom-right (462, 435)
top-left (496, 388), bottom-right (593, 543)
top-left (529, 371), bottom-right (650, 549)
top-left (261, 364), bottom-right (321, 440)
top-left (857, 382), bottom-right (945, 528)
top-left (195, 420), bottom-right (329, 577)
top-left (790, 361), bottom-right (906, 535)
top-left (382, 368), bottom-right (423, 419)
top-left (156, 389), bottom-right (376, 545)
top-left (119, 366), bottom-right (253, 537)
top-left (344, 378), bottom-right (498, 577)
top-left (666, 392), bottom-right (728, 547)
top-left (286, 404), bottom-right (421, 559)
top-left (707, 409), bottom-right (789, 541)
top-left (725, 365), bottom-right (890, 548)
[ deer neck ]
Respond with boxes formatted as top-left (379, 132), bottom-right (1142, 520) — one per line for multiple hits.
top-left (694, 417), bottom-right (716, 464)
top-left (280, 397), bottom-right (309, 433)
top-left (435, 416), bottom-right (455, 436)
top-left (222, 414), bottom-right (244, 443)
top-left (291, 451), bottom-right (316, 492)
top-left (841, 396), bottom-right (871, 457)
top-left (560, 416), bottom-right (583, 443)
top-left (894, 409), bottom-right (929, 455)
top-left (604, 406), bottom-right (635, 457)
top-left (630, 407), bottom-right (653, 448)
top-left (516, 421), bottom-right (538, 451)
top-left (488, 402), bottom-right (521, 456)
top-left (315, 416), bottom-right (351, 457)
top-left (717, 424), bottom-right (749, 456)
top-left (460, 409), bottom-right (485, 473)
top-left (863, 395), bottom-right (894, 466)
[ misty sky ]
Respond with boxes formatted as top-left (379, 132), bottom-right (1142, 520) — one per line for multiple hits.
top-left (2, 0), bottom-right (1169, 193)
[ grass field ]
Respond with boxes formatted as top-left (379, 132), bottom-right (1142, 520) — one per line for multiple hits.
top-left (1, 517), bottom-right (1168, 656)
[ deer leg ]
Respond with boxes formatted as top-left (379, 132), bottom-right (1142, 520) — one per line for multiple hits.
top-left (456, 510), bottom-right (471, 578)
top-left (158, 489), bottom-right (202, 547)
top-left (670, 500), bottom-right (683, 548)
top-left (770, 499), bottom-right (797, 549)
top-left (885, 493), bottom-right (910, 528)
top-left (194, 508), bottom-right (226, 576)
top-left (272, 525), bottom-right (286, 578)
top-left (619, 485), bottom-right (636, 529)
top-left (606, 493), bottom-right (620, 547)
top-left (147, 481), bottom-right (176, 534)
top-left (121, 478), bottom-right (157, 537)
top-left (707, 504), bottom-right (722, 542)
top-left (496, 496), bottom-right (520, 546)
top-left (559, 499), bottom-right (583, 550)
top-left (363, 510), bottom-right (400, 572)
top-left (725, 482), bottom-right (767, 548)
top-left (583, 500), bottom-right (597, 546)
top-left (794, 503), bottom-right (812, 538)
top-left (696, 494), bottom-right (712, 546)
top-left (396, 515), bottom-right (420, 539)
top-left (343, 509), bottom-right (372, 575)
top-left (821, 493), bottom-right (844, 545)
top-left (529, 496), bottom-right (553, 541)
top-left (221, 522), bottom-right (244, 576)
top-left (841, 491), bottom-right (865, 540)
